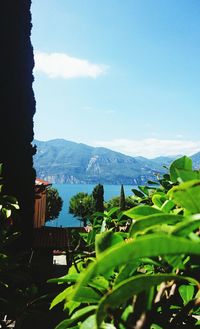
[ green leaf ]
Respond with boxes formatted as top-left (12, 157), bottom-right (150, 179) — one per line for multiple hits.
top-left (2, 208), bottom-right (11, 218)
top-left (170, 156), bottom-right (193, 182)
top-left (173, 169), bottom-right (200, 182)
top-left (107, 207), bottom-right (119, 217)
top-left (114, 261), bottom-right (139, 286)
top-left (96, 274), bottom-right (198, 327)
top-left (89, 276), bottom-right (109, 293)
top-left (138, 185), bottom-right (150, 196)
top-left (55, 305), bottom-right (97, 329)
top-left (50, 286), bottom-right (73, 310)
top-left (179, 284), bottom-right (194, 305)
top-left (64, 300), bottom-right (80, 314)
top-left (95, 231), bottom-right (124, 257)
top-left (131, 189), bottom-right (145, 198)
top-left (151, 325), bottom-right (163, 329)
top-left (152, 193), bottom-right (167, 208)
top-left (72, 286), bottom-right (101, 303)
top-left (161, 200), bottom-right (175, 213)
top-left (70, 234), bottom-right (200, 302)
top-left (164, 255), bottom-right (186, 270)
top-left (47, 273), bottom-right (79, 284)
top-left (124, 205), bottom-right (162, 219)
top-left (80, 315), bottom-right (97, 329)
top-left (168, 180), bottom-right (200, 214)
top-left (171, 215), bottom-right (200, 237)
top-left (129, 214), bottom-right (183, 237)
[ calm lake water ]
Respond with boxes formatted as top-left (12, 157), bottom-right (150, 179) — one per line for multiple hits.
top-left (46, 184), bottom-right (135, 227)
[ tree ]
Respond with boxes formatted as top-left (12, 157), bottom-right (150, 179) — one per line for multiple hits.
top-left (0, 1), bottom-right (36, 247)
top-left (92, 184), bottom-right (104, 212)
top-left (105, 196), bottom-right (136, 210)
top-left (119, 184), bottom-right (126, 210)
top-left (69, 192), bottom-right (94, 226)
top-left (45, 187), bottom-right (63, 221)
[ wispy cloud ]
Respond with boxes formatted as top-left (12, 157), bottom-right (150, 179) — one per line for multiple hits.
top-left (92, 138), bottom-right (200, 158)
top-left (34, 51), bottom-right (108, 79)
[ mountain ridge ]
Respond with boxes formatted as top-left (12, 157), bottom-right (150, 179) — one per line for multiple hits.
top-left (33, 139), bottom-right (200, 185)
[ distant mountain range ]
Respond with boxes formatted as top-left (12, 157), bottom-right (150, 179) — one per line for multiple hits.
top-left (33, 139), bottom-right (200, 185)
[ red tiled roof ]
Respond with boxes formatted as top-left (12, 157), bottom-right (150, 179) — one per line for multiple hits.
top-left (33, 227), bottom-right (87, 249)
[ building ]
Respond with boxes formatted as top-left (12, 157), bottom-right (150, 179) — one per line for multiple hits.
top-left (34, 178), bottom-right (51, 228)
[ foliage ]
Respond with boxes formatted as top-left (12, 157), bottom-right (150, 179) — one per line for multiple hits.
top-left (46, 187), bottom-right (63, 221)
top-left (0, 168), bottom-right (38, 328)
top-left (69, 192), bottom-right (94, 226)
top-left (50, 155), bottom-right (200, 328)
top-left (92, 184), bottom-right (104, 213)
top-left (119, 184), bottom-right (126, 210)
top-left (105, 195), bottom-right (136, 210)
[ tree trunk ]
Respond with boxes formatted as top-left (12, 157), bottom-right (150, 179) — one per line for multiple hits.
top-left (0, 1), bottom-right (36, 247)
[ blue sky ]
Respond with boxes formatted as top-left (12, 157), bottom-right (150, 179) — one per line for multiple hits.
top-left (31, 0), bottom-right (200, 158)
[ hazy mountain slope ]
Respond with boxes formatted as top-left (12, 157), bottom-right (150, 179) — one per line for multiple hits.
top-left (191, 152), bottom-right (200, 169)
top-left (33, 139), bottom-right (165, 184)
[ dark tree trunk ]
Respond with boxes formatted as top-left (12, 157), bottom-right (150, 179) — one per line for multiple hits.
top-left (0, 1), bottom-right (36, 247)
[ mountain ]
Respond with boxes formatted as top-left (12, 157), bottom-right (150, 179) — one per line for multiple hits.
top-left (191, 152), bottom-right (200, 168)
top-left (151, 155), bottom-right (181, 167)
top-left (33, 139), bottom-right (166, 185)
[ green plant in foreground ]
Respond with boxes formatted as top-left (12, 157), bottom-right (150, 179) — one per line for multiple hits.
top-left (50, 156), bottom-right (200, 329)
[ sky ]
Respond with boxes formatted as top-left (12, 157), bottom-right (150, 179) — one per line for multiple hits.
top-left (31, 0), bottom-right (200, 158)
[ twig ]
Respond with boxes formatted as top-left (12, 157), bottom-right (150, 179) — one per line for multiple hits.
top-left (171, 298), bottom-right (200, 326)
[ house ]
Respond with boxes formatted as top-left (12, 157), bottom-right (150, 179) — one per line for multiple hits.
top-left (34, 178), bottom-right (51, 228)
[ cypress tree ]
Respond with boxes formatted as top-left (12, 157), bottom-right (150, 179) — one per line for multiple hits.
top-left (0, 1), bottom-right (36, 247)
top-left (119, 184), bottom-right (126, 210)
top-left (92, 184), bottom-right (104, 213)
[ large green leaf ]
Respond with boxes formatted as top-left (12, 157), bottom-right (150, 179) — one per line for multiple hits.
top-left (170, 156), bottom-right (193, 182)
top-left (96, 274), bottom-right (198, 327)
top-left (55, 305), bottom-right (97, 329)
top-left (114, 261), bottom-right (139, 286)
top-left (95, 231), bottom-right (124, 257)
top-left (129, 213), bottom-right (183, 237)
top-left (124, 205), bottom-right (162, 219)
top-left (171, 215), bottom-right (200, 237)
top-left (168, 180), bottom-right (200, 214)
top-left (173, 169), bottom-right (200, 182)
top-left (51, 285), bottom-right (100, 310)
top-left (72, 286), bottom-right (101, 303)
top-left (70, 234), bottom-right (200, 302)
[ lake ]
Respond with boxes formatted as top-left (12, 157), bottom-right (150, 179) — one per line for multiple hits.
top-left (46, 184), bottom-right (135, 227)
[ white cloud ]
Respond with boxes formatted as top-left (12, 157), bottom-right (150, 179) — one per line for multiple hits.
top-left (92, 138), bottom-right (200, 158)
top-left (34, 51), bottom-right (108, 79)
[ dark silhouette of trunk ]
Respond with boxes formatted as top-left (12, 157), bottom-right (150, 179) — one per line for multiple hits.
top-left (120, 185), bottom-right (126, 210)
top-left (82, 217), bottom-right (87, 227)
top-left (0, 1), bottom-right (36, 247)
top-left (92, 184), bottom-right (104, 213)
